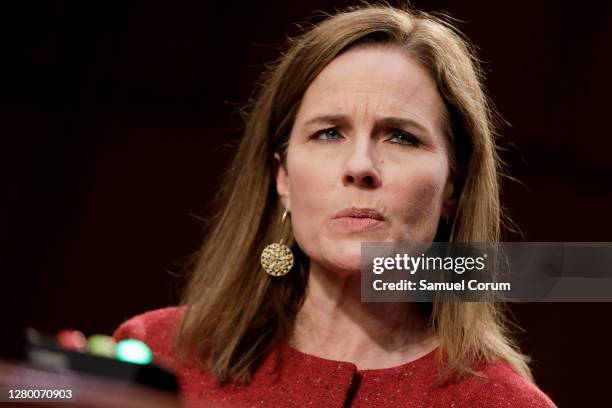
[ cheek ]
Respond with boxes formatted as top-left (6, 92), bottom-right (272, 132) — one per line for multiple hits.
top-left (286, 146), bottom-right (335, 209)
top-left (285, 149), bottom-right (330, 240)
top-left (288, 155), bottom-right (326, 207)
top-left (389, 163), bottom-right (447, 224)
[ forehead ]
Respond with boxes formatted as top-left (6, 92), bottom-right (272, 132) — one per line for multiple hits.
top-left (297, 46), bottom-right (446, 128)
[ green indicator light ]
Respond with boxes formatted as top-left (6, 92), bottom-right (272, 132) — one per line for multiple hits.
top-left (87, 334), bottom-right (116, 358)
top-left (115, 339), bottom-right (153, 365)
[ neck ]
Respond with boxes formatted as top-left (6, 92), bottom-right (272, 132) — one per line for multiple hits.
top-left (289, 261), bottom-right (438, 370)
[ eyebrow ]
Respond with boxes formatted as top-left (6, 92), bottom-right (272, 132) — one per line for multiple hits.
top-left (302, 114), bottom-right (432, 136)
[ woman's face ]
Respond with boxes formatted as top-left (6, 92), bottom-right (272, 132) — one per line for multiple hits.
top-left (276, 46), bottom-right (455, 275)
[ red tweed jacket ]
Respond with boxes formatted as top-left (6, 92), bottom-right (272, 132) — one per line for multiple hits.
top-left (112, 307), bottom-right (557, 408)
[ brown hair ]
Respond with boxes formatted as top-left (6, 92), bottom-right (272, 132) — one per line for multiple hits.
top-left (176, 2), bottom-right (532, 384)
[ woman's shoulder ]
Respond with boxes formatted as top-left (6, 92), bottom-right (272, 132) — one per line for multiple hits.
top-left (447, 359), bottom-right (557, 407)
top-left (112, 306), bottom-right (187, 340)
top-left (112, 306), bottom-right (187, 364)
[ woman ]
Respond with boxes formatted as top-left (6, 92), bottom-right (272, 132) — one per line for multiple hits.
top-left (114, 4), bottom-right (557, 407)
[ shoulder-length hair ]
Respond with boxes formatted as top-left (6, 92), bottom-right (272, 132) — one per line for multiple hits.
top-left (176, 2), bottom-right (531, 383)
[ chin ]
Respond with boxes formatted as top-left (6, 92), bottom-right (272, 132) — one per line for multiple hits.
top-left (322, 241), bottom-right (363, 274)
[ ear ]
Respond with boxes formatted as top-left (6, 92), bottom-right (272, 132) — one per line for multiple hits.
top-left (274, 152), bottom-right (291, 212)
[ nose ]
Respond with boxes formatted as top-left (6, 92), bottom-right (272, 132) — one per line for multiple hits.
top-left (341, 139), bottom-right (382, 188)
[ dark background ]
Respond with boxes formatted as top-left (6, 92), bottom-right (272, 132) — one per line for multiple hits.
top-left (1, 0), bottom-right (611, 406)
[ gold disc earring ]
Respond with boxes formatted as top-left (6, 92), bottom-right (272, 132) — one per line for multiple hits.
top-left (260, 210), bottom-right (294, 277)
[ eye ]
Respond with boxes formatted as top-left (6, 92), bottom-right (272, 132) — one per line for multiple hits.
top-left (313, 127), bottom-right (342, 142)
top-left (389, 131), bottom-right (421, 147)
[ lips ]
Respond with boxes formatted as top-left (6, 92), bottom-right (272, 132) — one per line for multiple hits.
top-left (332, 207), bottom-right (384, 220)
top-left (332, 207), bottom-right (384, 231)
